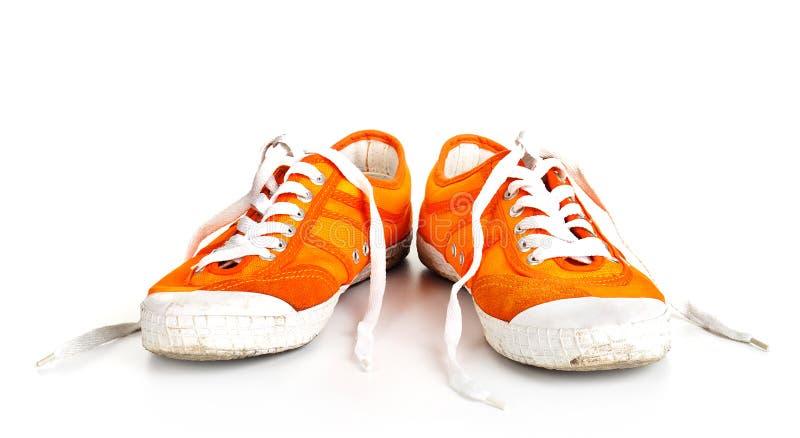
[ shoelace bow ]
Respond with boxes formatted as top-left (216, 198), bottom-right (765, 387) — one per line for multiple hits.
top-left (445, 132), bottom-right (768, 409)
top-left (38, 136), bottom-right (388, 370)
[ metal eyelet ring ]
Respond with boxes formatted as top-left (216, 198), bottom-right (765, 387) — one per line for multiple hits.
top-left (517, 239), bottom-right (530, 252)
top-left (352, 249), bottom-right (360, 264)
top-left (314, 174), bottom-right (326, 186)
top-left (514, 223), bottom-right (525, 235)
top-left (362, 243), bottom-right (369, 255)
top-left (294, 209), bottom-right (306, 220)
top-left (503, 189), bottom-right (518, 200)
top-left (451, 243), bottom-right (457, 258)
top-left (285, 225), bottom-right (296, 237)
top-left (526, 253), bottom-right (541, 265)
top-left (299, 191), bottom-right (313, 203)
top-left (274, 239), bottom-right (287, 252)
top-left (458, 252), bottom-right (465, 265)
top-left (509, 206), bottom-right (523, 217)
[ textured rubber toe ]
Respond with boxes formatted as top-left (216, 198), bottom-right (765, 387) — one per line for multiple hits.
top-left (141, 290), bottom-right (342, 360)
top-left (141, 233), bottom-right (412, 361)
top-left (478, 305), bottom-right (670, 370)
top-left (417, 233), bottom-right (671, 370)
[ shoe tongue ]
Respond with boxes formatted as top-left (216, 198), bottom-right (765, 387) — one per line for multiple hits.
top-left (521, 153), bottom-right (536, 170)
top-left (540, 165), bottom-right (594, 238)
top-left (518, 151), bottom-right (566, 192)
top-left (542, 166), bottom-right (566, 191)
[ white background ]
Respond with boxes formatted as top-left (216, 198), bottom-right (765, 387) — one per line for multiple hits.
top-left (1, 1), bottom-right (797, 436)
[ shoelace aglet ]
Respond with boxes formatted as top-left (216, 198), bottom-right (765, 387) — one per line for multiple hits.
top-left (355, 322), bottom-right (375, 372)
top-left (750, 337), bottom-right (769, 351)
top-left (672, 302), bottom-right (769, 352)
top-left (485, 396), bottom-right (506, 411)
top-left (36, 352), bottom-right (56, 368)
top-left (450, 380), bottom-right (506, 410)
top-left (448, 359), bottom-right (506, 410)
top-left (357, 357), bottom-right (373, 372)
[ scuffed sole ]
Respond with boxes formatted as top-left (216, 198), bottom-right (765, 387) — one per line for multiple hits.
top-left (476, 306), bottom-right (670, 370)
top-left (416, 233), bottom-right (671, 371)
top-left (141, 233), bottom-right (412, 361)
top-left (141, 290), bottom-right (344, 360)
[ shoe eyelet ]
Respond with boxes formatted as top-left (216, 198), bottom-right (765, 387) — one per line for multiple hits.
top-left (274, 239), bottom-right (287, 252)
top-left (313, 174), bottom-right (326, 186)
top-left (514, 223), bottom-right (525, 235)
top-left (517, 239), bottom-right (531, 252)
top-left (451, 243), bottom-right (457, 258)
top-left (526, 253), bottom-right (541, 265)
top-left (362, 243), bottom-right (369, 256)
top-left (293, 209), bottom-right (306, 220)
top-left (458, 252), bottom-right (465, 266)
top-left (285, 225), bottom-right (296, 237)
top-left (509, 206), bottom-right (523, 218)
top-left (352, 249), bottom-right (360, 264)
top-left (299, 190), bottom-right (313, 203)
top-left (503, 189), bottom-right (518, 200)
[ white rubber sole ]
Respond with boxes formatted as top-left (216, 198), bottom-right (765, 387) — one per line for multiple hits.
top-left (417, 233), bottom-right (671, 371)
top-left (141, 233), bottom-right (412, 361)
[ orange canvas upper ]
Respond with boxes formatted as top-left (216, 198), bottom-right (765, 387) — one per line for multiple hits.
top-left (150, 130), bottom-right (412, 311)
top-left (418, 134), bottom-right (664, 322)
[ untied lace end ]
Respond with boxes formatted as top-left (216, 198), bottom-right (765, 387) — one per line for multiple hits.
top-left (36, 321), bottom-right (142, 368)
top-left (36, 353), bottom-right (57, 368)
top-left (445, 282), bottom-right (506, 410)
top-left (354, 320), bottom-right (375, 371)
top-left (447, 355), bottom-right (506, 410)
top-left (671, 301), bottom-right (769, 351)
top-left (309, 146), bottom-right (388, 373)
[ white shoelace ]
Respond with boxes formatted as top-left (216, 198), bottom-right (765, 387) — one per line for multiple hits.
top-left (503, 158), bottom-right (612, 264)
top-left (192, 161), bottom-right (324, 270)
top-left (36, 322), bottom-right (141, 367)
top-left (37, 137), bottom-right (388, 370)
top-left (445, 132), bottom-right (768, 409)
top-left (186, 135), bottom-right (305, 261)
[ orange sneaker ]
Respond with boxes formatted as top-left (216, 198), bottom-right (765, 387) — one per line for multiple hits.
top-left (417, 132), bottom-right (766, 408)
top-left (142, 130), bottom-right (412, 365)
top-left (37, 130), bottom-right (412, 368)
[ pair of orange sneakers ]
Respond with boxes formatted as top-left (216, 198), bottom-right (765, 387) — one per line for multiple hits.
top-left (39, 130), bottom-right (765, 408)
